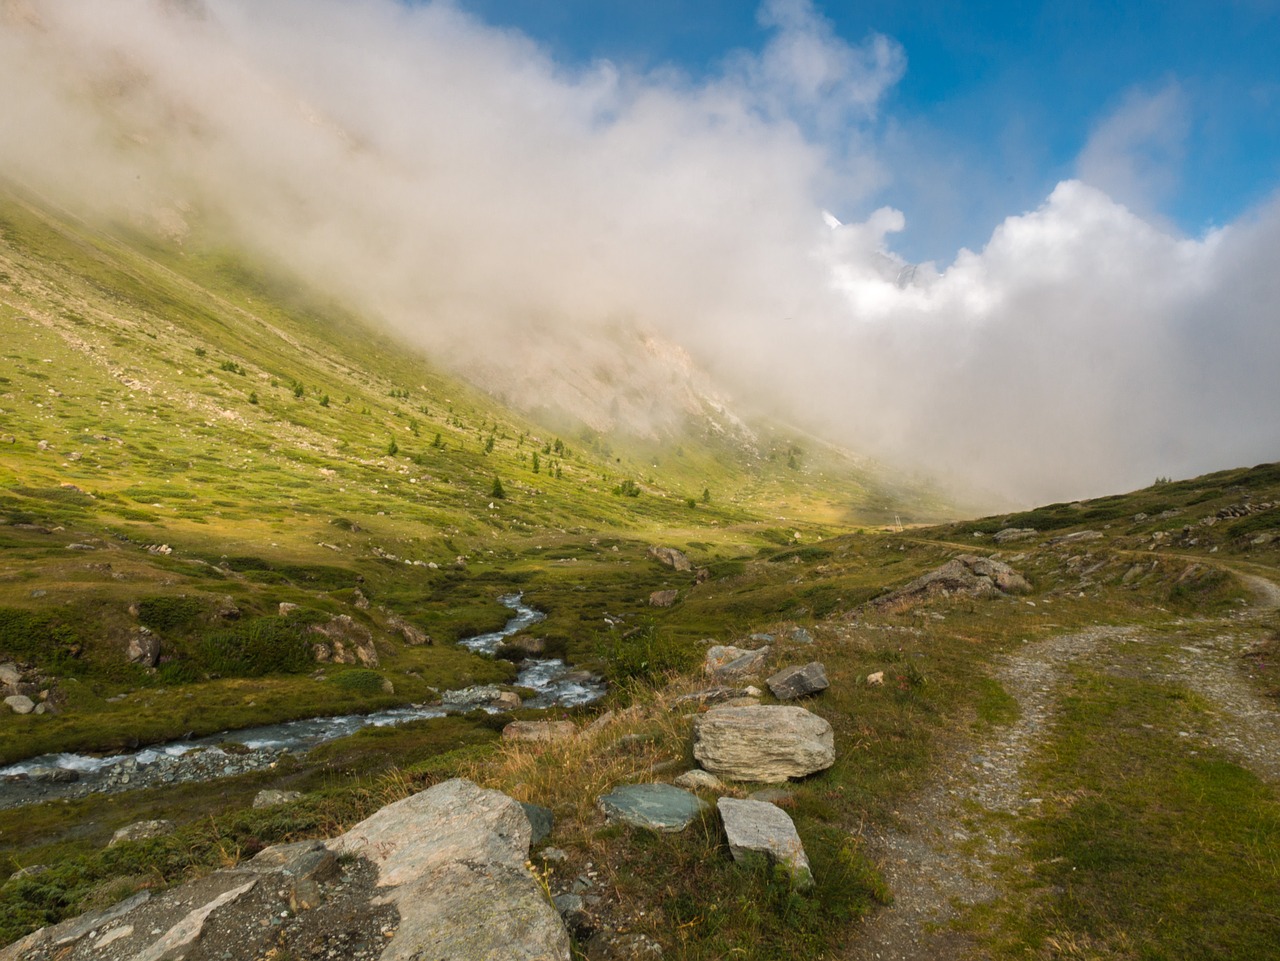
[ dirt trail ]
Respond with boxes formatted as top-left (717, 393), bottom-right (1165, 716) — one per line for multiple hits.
top-left (845, 571), bottom-right (1280, 960)
top-left (845, 627), bottom-right (1130, 961)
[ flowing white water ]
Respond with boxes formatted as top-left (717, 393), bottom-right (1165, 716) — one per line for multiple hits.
top-left (0, 594), bottom-right (602, 786)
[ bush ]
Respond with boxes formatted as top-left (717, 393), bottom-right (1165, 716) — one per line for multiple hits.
top-left (330, 669), bottom-right (385, 694)
top-left (197, 618), bottom-right (312, 677)
top-left (137, 596), bottom-right (204, 632)
top-left (597, 623), bottom-right (696, 686)
top-left (0, 607), bottom-right (78, 664)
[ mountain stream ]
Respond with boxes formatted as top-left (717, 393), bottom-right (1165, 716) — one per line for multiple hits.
top-left (0, 595), bottom-right (603, 807)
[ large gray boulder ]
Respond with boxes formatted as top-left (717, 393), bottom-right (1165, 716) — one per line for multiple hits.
top-left (3, 780), bottom-right (569, 961)
top-left (692, 705), bottom-right (834, 783)
top-left (328, 778), bottom-right (570, 960)
top-left (717, 797), bottom-right (813, 890)
top-left (766, 662), bottom-right (828, 700)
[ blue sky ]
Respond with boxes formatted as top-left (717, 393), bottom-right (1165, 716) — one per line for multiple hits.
top-left (457, 0), bottom-right (1280, 263)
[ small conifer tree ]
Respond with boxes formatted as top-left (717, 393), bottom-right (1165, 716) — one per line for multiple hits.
top-left (491, 476), bottom-right (506, 499)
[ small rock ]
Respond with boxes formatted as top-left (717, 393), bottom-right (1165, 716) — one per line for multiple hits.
top-left (672, 769), bottom-right (723, 791)
top-left (0, 662), bottom-right (20, 691)
top-left (992, 527), bottom-right (1037, 544)
top-left (866, 671), bottom-right (885, 686)
top-left (597, 783), bottom-right (709, 833)
top-left (766, 662), bottom-right (829, 700)
top-left (648, 589), bottom-right (678, 608)
top-left (126, 628), bottom-right (161, 667)
top-left (26, 765), bottom-right (79, 783)
top-left (253, 789), bottom-right (303, 809)
top-left (279, 602), bottom-right (300, 615)
top-left (584, 931), bottom-right (664, 960)
top-left (787, 627), bottom-right (814, 645)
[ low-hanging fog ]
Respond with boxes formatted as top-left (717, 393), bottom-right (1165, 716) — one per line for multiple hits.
top-left (2, 0), bottom-right (1277, 506)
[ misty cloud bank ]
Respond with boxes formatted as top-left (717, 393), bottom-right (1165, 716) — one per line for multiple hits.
top-left (1, 0), bottom-right (1276, 505)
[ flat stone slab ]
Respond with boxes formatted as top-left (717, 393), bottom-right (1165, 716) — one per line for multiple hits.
top-left (717, 797), bottom-right (813, 890)
top-left (597, 783), bottom-right (709, 833)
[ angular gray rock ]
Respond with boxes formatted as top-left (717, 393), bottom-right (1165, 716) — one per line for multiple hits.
top-left (704, 645), bottom-right (769, 680)
top-left (647, 546), bottom-right (692, 572)
top-left (787, 626), bottom-right (814, 645)
top-left (597, 783), bottom-right (709, 833)
top-left (328, 778), bottom-right (571, 960)
top-left (126, 628), bottom-right (161, 667)
top-left (766, 662), bottom-right (829, 700)
top-left (521, 802), bottom-right (554, 846)
top-left (717, 797), bottom-right (813, 890)
top-left (648, 589), bottom-right (678, 608)
top-left (871, 554), bottom-right (1030, 612)
top-left (692, 705), bottom-right (834, 783)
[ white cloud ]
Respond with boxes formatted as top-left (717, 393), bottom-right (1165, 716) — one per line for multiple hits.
top-left (1076, 81), bottom-right (1190, 219)
top-left (0, 0), bottom-right (1276, 506)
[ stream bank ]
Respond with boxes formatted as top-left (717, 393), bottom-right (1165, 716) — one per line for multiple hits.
top-left (0, 595), bottom-right (603, 808)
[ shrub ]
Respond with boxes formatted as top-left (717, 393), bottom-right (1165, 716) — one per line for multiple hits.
top-left (613, 479), bottom-right (641, 497)
top-left (597, 622), bottom-right (696, 686)
top-left (331, 669), bottom-right (385, 694)
top-left (136, 596), bottom-right (204, 632)
top-left (197, 618), bottom-right (312, 677)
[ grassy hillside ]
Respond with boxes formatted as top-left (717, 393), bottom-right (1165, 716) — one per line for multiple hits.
top-left (0, 181), bottom-right (951, 758)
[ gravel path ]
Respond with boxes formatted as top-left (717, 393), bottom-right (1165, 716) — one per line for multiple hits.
top-left (846, 571), bottom-right (1280, 961)
top-left (845, 627), bottom-right (1131, 961)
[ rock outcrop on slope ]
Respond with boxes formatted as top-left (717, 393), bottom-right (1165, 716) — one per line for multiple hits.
top-left (1, 779), bottom-right (570, 961)
top-left (870, 554), bottom-right (1030, 613)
